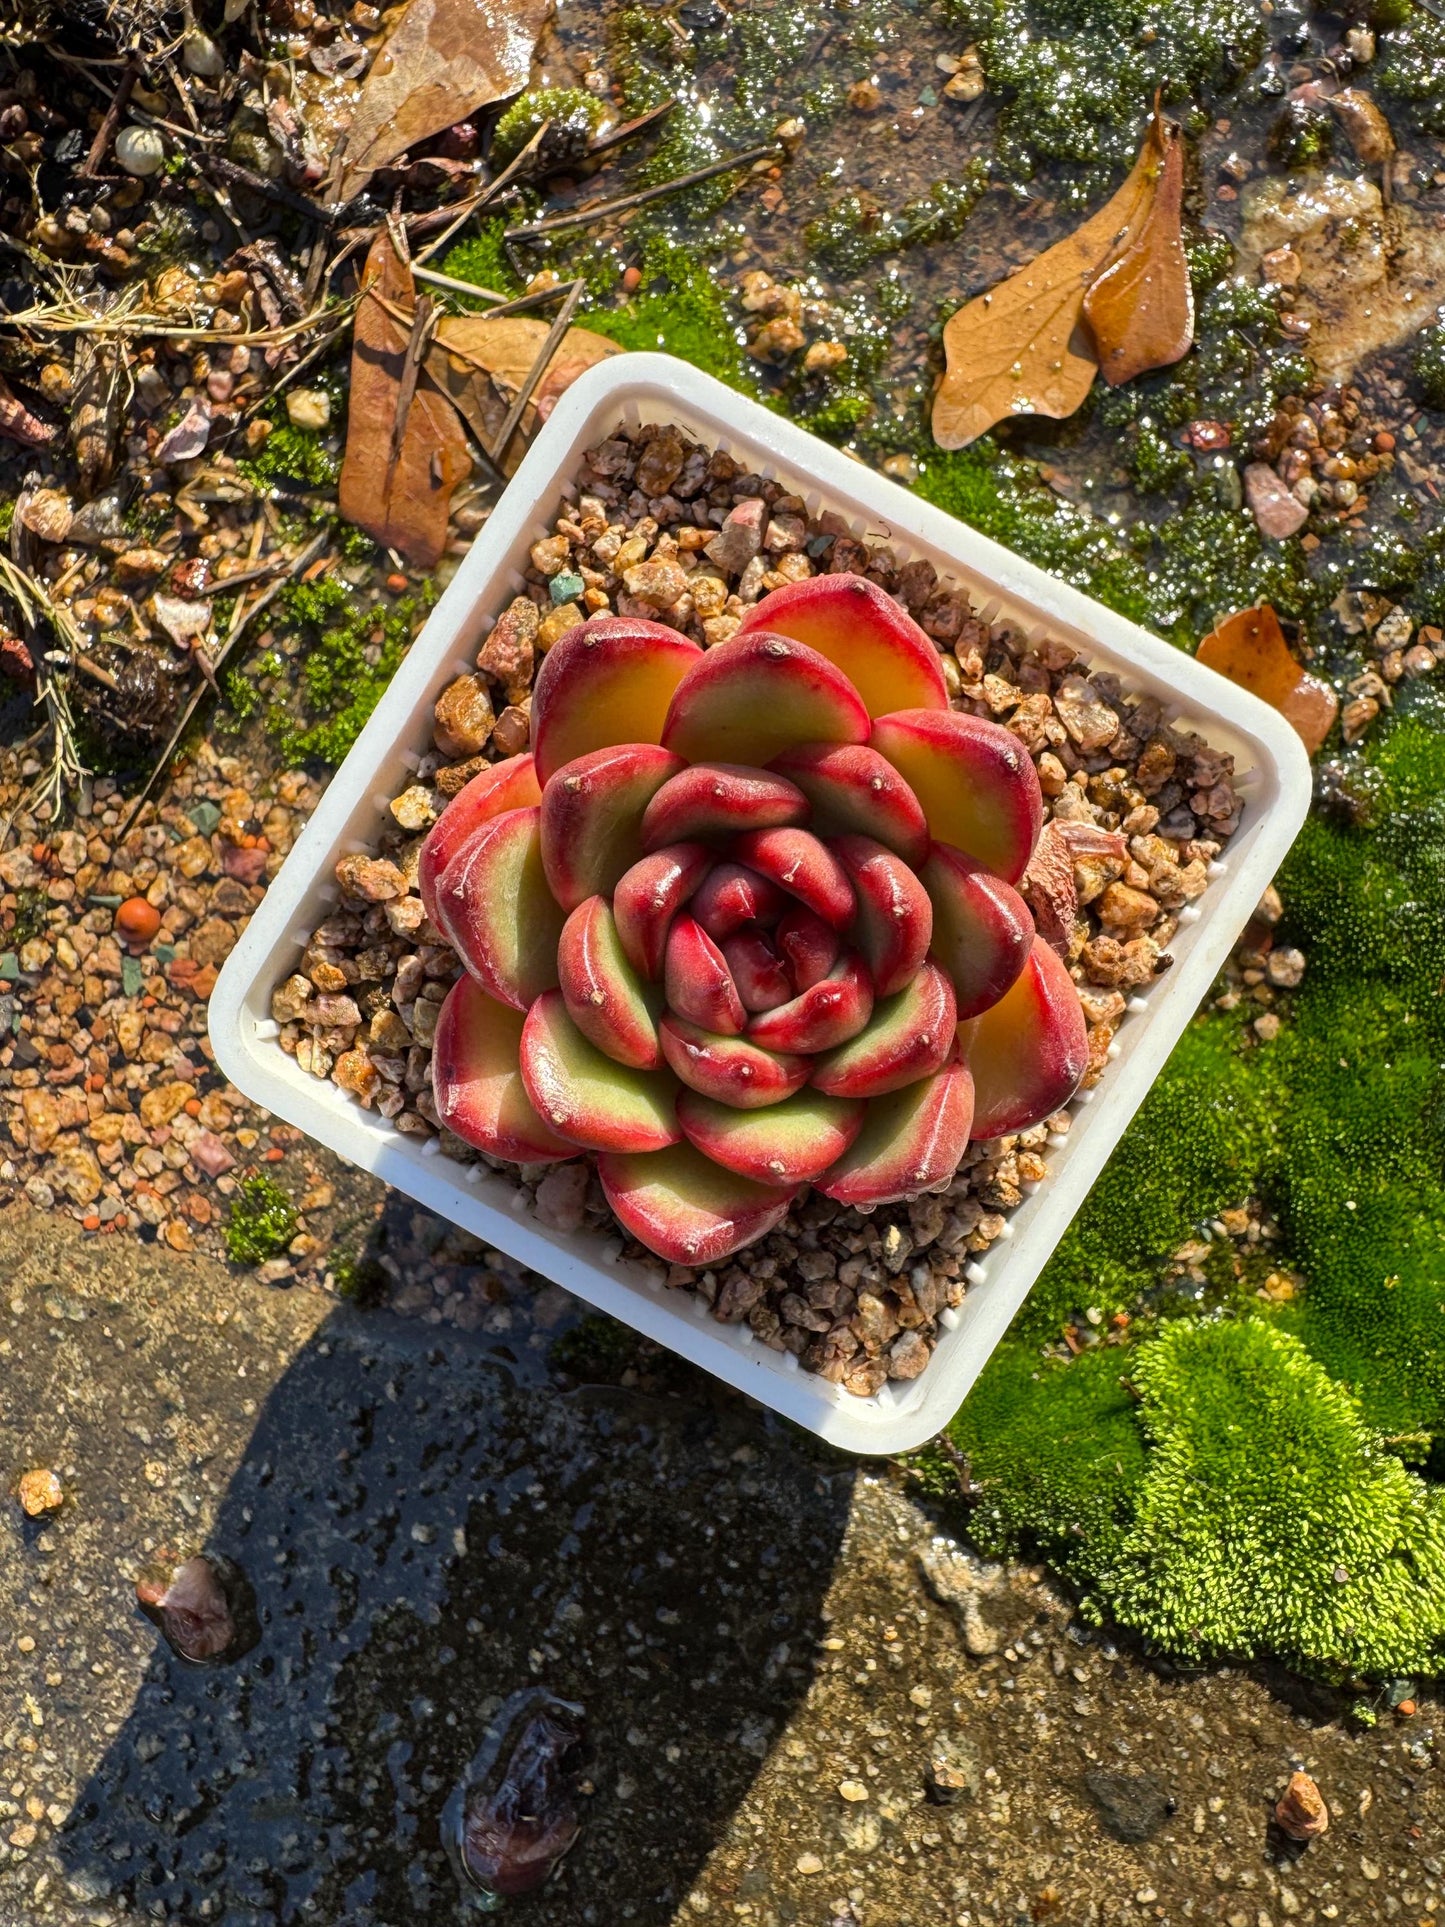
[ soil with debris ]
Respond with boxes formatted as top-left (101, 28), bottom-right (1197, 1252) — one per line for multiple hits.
top-left (0, 1205), bottom-right (1439, 1927)
top-left (280, 418), bottom-right (1241, 1397)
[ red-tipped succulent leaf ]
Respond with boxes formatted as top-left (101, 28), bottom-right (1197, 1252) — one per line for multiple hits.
top-left (661, 631), bottom-right (870, 766)
top-left (736, 574), bottom-right (949, 718)
top-left (419, 753), bottom-right (542, 928)
top-left (960, 937), bottom-right (1089, 1139)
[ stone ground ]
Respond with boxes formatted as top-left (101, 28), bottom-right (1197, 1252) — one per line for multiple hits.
top-left (0, 1204), bottom-right (1438, 1927)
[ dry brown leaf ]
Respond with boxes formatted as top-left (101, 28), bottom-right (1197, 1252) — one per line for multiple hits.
top-left (1196, 604), bottom-right (1338, 754)
top-left (932, 115), bottom-right (1165, 450)
top-left (427, 314), bottom-right (623, 471)
top-left (329, 0), bottom-right (553, 201)
top-left (337, 234), bottom-right (472, 568)
top-left (1083, 118), bottom-right (1193, 386)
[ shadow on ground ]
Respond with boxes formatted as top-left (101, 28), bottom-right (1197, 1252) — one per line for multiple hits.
top-left (55, 1303), bottom-right (854, 1925)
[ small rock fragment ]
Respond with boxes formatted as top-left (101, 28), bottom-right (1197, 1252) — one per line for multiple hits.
top-left (433, 674), bottom-right (495, 759)
top-left (335, 854), bottom-right (408, 902)
top-left (704, 497), bottom-right (767, 574)
top-left (621, 556), bottom-right (688, 609)
top-left (116, 124), bottom-right (166, 177)
top-left (1245, 463), bottom-right (1309, 541)
top-left (154, 396), bottom-right (213, 464)
top-left (285, 388), bottom-right (332, 430)
top-left (1275, 1770), bottom-right (1329, 1841)
top-left (17, 1468), bottom-right (64, 1517)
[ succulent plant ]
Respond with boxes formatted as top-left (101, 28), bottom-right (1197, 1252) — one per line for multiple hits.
top-left (423, 575), bottom-right (1089, 1267)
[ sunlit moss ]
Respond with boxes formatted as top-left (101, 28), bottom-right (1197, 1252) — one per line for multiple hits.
top-left (1379, 5), bottom-right (1445, 135)
top-left (238, 421), bottom-right (339, 490)
top-left (1104, 1319), bottom-right (1445, 1676)
top-left (269, 577), bottom-right (430, 767)
top-left (438, 221), bottom-right (522, 304)
top-left (921, 1344), bottom-right (1147, 1603)
top-left (945, 0), bottom-right (1265, 196)
top-left (491, 87), bottom-right (604, 166)
top-left (914, 442), bottom-right (1154, 625)
top-left (225, 1175), bottom-right (299, 1265)
top-left (1021, 1014), bottom-right (1276, 1340)
top-left (579, 234), bottom-right (752, 389)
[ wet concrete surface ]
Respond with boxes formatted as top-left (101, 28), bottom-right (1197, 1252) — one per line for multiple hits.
top-left (0, 1205), bottom-right (1440, 1926)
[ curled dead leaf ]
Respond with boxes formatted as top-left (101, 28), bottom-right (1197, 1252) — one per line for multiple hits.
top-left (1082, 117), bottom-right (1194, 386)
top-left (338, 234), bottom-right (473, 568)
top-left (330, 0), bottom-right (553, 201)
top-left (1196, 605), bottom-right (1338, 754)
top-left (426, 315), bottom-right (623, 472)
top-left (932, 113), bottom-right (1165, 450)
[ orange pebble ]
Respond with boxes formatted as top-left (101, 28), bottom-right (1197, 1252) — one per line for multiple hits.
top-left (264, 1147), bottom-right (285, 1163)
top-left (184, 1097), bottom-right (202, 1117)
top-left (621, 264), bottom-right (642, 293)
top-left (385, 572), bottom-right (408, 594)
top-left (116, 897), bottom-right (162, 948)
top-left (1397, 1699), bottom-right (1417, 1717)
top-left (82, 1214), bottom-right (100, 1232)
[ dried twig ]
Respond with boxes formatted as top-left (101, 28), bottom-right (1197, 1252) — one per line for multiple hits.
top-left (584, 98), bottom-right (677, 161)
top-left (387, 293), bottom-right (438, 478)
top-left (188, 147), bottom-right (342, 226)
top-left (505, 143), bottom-right (780, 241)
top-left (410, 264), bottom-right (512, 303)
top-left (2, 297), bottom-right (355, 348)
top-left (409, 121), bottom-right (555, 266)
top-left (113, 532), bottom-right (329, 845)
top-left (79, 50), bottom-right (143, 178)
top-left (489, 277), bottom-right (583, 464)
top-left (0, 554), bottom-right (90, 828)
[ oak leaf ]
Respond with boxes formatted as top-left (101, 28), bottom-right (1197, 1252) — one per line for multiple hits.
top-left (932, 114), bottom-right (1165, 450)
top-left (338, 233), bottom-right (472, 568)
top-left (1083, 117), bottom-right (1194, 386)
top-left (1196, 604), bottom-right (1338, 754)
top-left (426, 314), bottom-right (623, 471)
top-left (329, 0), bottom-right (553, 202)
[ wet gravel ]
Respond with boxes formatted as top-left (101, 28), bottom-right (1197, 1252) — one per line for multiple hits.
top-left (0, 1205), bottom-right (1438, 1927)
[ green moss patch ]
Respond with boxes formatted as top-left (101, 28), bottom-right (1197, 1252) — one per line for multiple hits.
top-left (225, 1174), bottom-right (299, 1266)
top-left (268, 577), bottom-right (430, 768)
top-left (1106, 1320), bottom-right (1445, 1677)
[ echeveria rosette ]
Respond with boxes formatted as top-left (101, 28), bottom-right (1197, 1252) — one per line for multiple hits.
top-left (421, 574), bottom-right (1088, 1268)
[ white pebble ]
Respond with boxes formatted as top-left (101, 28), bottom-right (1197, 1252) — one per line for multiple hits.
top-left (115, 125), bottom-right (166, 178)
top-left (286, 388), bottom-right (331, 431)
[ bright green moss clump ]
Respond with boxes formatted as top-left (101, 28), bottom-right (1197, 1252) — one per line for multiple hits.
top-left (1023, 1015), bottom-right (1274, 1338)
top-left (931, 1345), bottom-right (1148, 1601)
top-left (580, 235), bottom-right (751, 390)
top-left (238, 421), bottom-right (339, 491)
top-left (491, 87), bottom-right (604, 166)
top-left (1105, 1320), bottom-right (1445, 1676)
top-left (225, 1175), bottom-right (299, 1265)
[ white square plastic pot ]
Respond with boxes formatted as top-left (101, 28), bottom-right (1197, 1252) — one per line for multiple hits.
top-left (210, 353), bottom-right (1311, 1455)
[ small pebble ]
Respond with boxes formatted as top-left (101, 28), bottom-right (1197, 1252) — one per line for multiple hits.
top-left (285, 388), bottom-right (332, 431)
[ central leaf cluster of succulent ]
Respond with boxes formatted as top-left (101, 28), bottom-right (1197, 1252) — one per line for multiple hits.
top-left (421, 574), bottom-right (1089, 1267)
